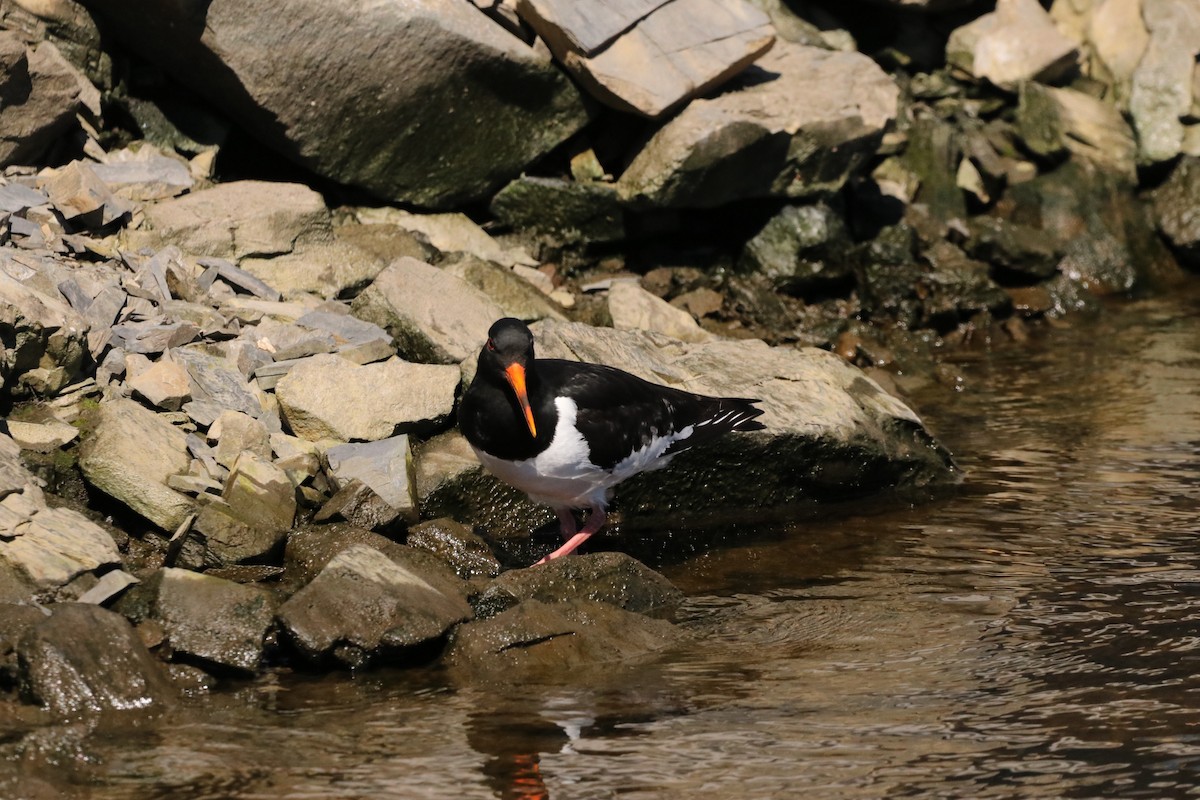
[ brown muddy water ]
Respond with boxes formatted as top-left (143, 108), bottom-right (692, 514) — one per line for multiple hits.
top-left (5, 286), bottom-right (1200, 799)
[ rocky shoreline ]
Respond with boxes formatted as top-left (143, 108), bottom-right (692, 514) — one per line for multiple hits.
top-left (1, 0), bottom-right (1198, 716)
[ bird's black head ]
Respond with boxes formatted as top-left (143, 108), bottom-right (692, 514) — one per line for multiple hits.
top-left (478, 318), bottom-right (539, 438)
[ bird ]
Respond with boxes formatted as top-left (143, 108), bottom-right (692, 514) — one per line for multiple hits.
top-left (459, 317), bottom-right (766, 565)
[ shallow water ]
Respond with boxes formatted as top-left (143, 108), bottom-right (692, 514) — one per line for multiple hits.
top-left (6, 287), bottom-right (1200, 799)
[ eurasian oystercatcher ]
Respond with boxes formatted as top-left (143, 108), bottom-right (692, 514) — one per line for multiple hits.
top-left (459, 318), bottom-right (766, 564)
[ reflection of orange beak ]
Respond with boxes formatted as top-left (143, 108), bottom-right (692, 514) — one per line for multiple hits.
top-left (503, 363), bottom-right (537, 438)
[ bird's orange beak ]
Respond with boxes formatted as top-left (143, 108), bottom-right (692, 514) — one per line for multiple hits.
top-left (503, 363), bottom-right (537, 438)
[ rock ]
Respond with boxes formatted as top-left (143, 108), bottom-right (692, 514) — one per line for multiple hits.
top-left (444, 320), bottom-right (956, 537)
top-left (0, 36), bottom-right (95, 167)
top-left (1152, 156), bottom-right (1200, 268)
top-left (91, 144), bottom-right (195, 201)
top-left (406, 517), bottom-right (501, 581)
top-left (0, 603), bottom-right (45, 683)
top-left (5, 419), bottom-right (78, 452)
top-left (919, 242), bottom-right (1014, 327)
top-left (1129, 0), bottom-right (1200, 164)
top-left (607, 281), bottom-right (712, 343)
top-left (127, 355), bottom-right (192, 411)
top-left (82, 0), bottom-right (588, 207)
top-left (489, 176), bottom-right (625, 245)
top-left (946, 0), bottom-right (1078, 91)
top-left (172, 346), bottom-right (270, 422)
top-left (76, 569), bottom-right (139, 605)
top-left (445, 598), bottom-right (681, 679)
top-left (239, 239), bottom-right (389, 300)
top-left (0, 261), bottom-right (89, 398)
top-left (222, 452), bottom-right (296, 534)
top-left (277, 543), bottom-right (473, 667)
top-left (1017, 83), bottom-right (1137, 177)
top-left (275, 354), bottom-right (459, 442)
top-left (134, 181), bottom-right (331, 260)
top-left (36, 160), bottom-right (132, 227)
top-left (191, 499), bottom-right (287, 566)
top-left (350, 258), bottom-right (507, 364)
top-left (738, 202), bottom-right (853, 295)
top-left (321, 436), bottom-right (418, 529)
top-left (0, 483), bottom-right (121, 594)
top-left (197, 257), bottom-right (283, 301)
top-left (476, 552), bottom-right (682, 619)
top-left (442, 254), bottom-right (568, 324)
top-left (902, 116), bottom-right (967, 226)
top-left (17, 603), bottom-right (175, 715)
top-left (283, 523), bottom-right (463, 588)
top-left (963, 215), bottom-right (1062, 283)
top-left (617, 42), bottom-right (899, 208)
top-left (355, 207), bottom-right (536, 268)
top-left (151, 568), bottom-right (275, 672)
top-left (521, 0), bottom-right (774, 118)
top-left (208, 410), bottom-right (272, 469)
top-left (78, 398), bottom-right (194, 531)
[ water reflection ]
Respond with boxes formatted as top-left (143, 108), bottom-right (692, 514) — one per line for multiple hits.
top-left (4, 290), bottom-right (1200, 798)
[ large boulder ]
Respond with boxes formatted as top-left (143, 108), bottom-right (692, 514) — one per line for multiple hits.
top-left (616, 42), bottom-right (899, 208)
top-left (77, 0), bottom-right (589, 208)
top-left (430, 320), bottom-right (956, 538)
top-left (0, 34), bottom-right (98, 167)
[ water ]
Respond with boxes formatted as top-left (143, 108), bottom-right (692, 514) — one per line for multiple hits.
top-left (5, 288), bottom-right (1200, 799)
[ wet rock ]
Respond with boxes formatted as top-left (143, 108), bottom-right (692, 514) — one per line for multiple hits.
top-left (350, 257), bottom-right (506, 365)
top-left (443, 320), bottom-right (956, 537)
top-left (1129, 0), bottom-right (1200, 163)
top-left (320, 436), bottom-right (418, 530)
top-left (78, 397), bottom-right (194, 532)
top-left (442, 254), bottom-right (568, 324)
top-left (0, 35), bottom-right (95, 167)
top-left (80, 0), bottom-right (588, 208)
top-left (0, 482), bottom-right (121, 594)
top-left (919, 242), bottom-right (1013, 328)
top-left (739, 202), bottom-right (853, 295)
top-left (0, 263), bottom-right (89, 398)
top-left (963, 215), bottom-right (1062, 284)
top-left (946, 0), bottom-right (1077, 91)
top-left (445, 598), bottom-right (681, 679)
top-left (151, 567), bottom-right (275, 672)
top-left (902, 116), bottom-right (967, 227)
top-left (126, 355), bottom-right (191, 411)
top-left (275, 354), bottom-right (458, 443)
top-left (521, 0), bottom-right (774, 118)
top-left (17, 603), bottom-right (175, 715)
top-left (1017, 83), bottom-right (1137, 177)
top-left (608, 281), bottom-right (711, 343)
top-left (0, 603), bottom-right (45, 682)
top-left (1152, 156), bottom-right (1200, 268)
top-left (277, 543), bottom-right (473, 667)
top-left (489, 176), bottom-right (625, 246)
top-left (191, 499), bottom-right (286, 566)
top-left (617, 41), bottom-right (898, 208)
top-left (476, 552), bottom-right (682, 620)
top-left (407, 517), bottom-right (501, 581)
top-left (134, 181), bottom-right (331, 260)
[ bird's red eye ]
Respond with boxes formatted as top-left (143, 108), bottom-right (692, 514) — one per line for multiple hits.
top-left (486, 338), bottom-right (496, 351)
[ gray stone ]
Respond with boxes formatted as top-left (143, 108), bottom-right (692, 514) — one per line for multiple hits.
top-left (406, 517), bottom-right (501, 581)
top-left (739, 203), bottom-right (853, 294)
top-left (946, 0), bottom-right (1078, 91)
top-left (5, 419), bottom-right (78, 452)
top-left (222, 452), bottom-right (296, 533)
top-left (153, 567), bottom-right (275, 672)
top-left (477, 552), bottom-right (682, 619)
top-left (134, 181), bottom-right (331, 260)
top-left (0, 36), bottom-right (94, 168)
top-left (1152, 156), bottom-right (1200, 268)
top-left (0, 260), bottom-right (89, 398)
top-left (192, 498), bottom-right (288, 566)
top-left (919, 242), bottom-right (1014, 327)
top-left (445, 599), bottom-right (681, 678)
top-left (278, 543), bottom-right (473, 666)
top-left (1129, 0), bottom-right (1200, 163)
top-left (173, 346), bottom-right (268, 421)
top-left (239, 239), bottom-right (391, 299)
top-left (127, 355), bottom-right (192, 411)
top-left (323, 436), bottom-right (417, 526)
top-left (209, 410), bottom-right (272, 469)
top-left (442, 254), bottom-right (568, 324)
top-left (91, 144), bottom-right (195, 201)
top-left (350, 258), bottom-right (507, 364)
top-left (80, 0), bottom-right (588, 208)
top-left (78, 398), bottom-right (194, 531)
top-left (355, 208), bottom-right (537, 268)
top-left (275, 353), bottom-right (459, 442)
top-left (197, 256), bottom-right (283, 301)
top-left (17, 603), bottom-right (175, 715)
top-left (617, 41), bottom-right (899, 208)
top-left (522, 0), bottom-right (774, 118)
top-left (608, 280), bottom-right (711, 342)
top-left (0, 182), bottom-right (49, 214)
top-left (490, 175), bottom-right (626, 245)
top-left (963, 215), bottom-right (1063, 282)
top-left (37, 160), bottom-right (132, 226)
top-left (1017, 83), bottom-right (1137, 177)
top-left (76, 569), bottom-right (139, 605)
top-left (246, 318), bottom-right (336, 361)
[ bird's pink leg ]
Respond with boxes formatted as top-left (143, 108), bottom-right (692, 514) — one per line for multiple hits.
top-left (535, 508), bottom-right (607, 565)
top-left (556, 508), bottom-right (577, 539)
